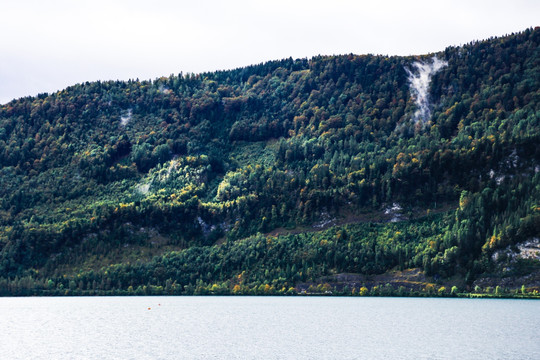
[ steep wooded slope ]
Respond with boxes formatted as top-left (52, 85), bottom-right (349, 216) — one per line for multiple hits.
top-left (0, 28), bottom-right (538, 295)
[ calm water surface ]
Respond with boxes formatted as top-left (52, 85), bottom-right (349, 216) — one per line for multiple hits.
top-left (1, 296), bottom-right (539, 359)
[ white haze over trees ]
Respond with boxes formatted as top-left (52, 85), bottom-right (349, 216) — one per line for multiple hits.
top-left (0, 0), bottom-right (538, 104)
top-left (406, 57), bottom-right (448, 124)
top-left (120, 109), bottom-right (132, 127)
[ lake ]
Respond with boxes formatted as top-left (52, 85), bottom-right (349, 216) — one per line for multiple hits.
top-left (1, 296), bottom-right (539, 359)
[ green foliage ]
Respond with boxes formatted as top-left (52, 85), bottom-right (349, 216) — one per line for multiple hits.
top-left (0, 29), bottom-right (539, 295)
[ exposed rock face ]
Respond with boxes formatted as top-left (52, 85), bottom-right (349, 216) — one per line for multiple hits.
top-left (492, 238), bottom-right (540, 262)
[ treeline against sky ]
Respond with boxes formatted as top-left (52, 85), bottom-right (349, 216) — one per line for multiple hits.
top-left (0, 28), bottom-right (538, 293)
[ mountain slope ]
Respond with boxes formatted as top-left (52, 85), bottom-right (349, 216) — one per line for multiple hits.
top-left (0, 28), bottom-right (539, 296)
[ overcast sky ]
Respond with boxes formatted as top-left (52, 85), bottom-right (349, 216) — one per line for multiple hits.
top-left (0, 0), bottom-right (538, 104)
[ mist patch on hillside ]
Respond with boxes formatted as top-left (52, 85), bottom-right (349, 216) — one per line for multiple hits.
top-left (406, 56), bottom-right (447, 124)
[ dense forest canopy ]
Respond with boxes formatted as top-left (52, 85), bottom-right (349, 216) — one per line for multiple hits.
top-left (0, 28), bottom-right (539, 296)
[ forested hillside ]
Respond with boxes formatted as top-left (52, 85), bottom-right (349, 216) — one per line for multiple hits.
top-left (0, 28), bottom-right (539, 296)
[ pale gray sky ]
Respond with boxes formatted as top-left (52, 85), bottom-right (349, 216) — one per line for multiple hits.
top-left (0, 0), bottom-right (538, 104)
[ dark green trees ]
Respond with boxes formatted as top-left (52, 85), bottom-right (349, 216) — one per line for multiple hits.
top-left (0, 28), bottom-right (538, 294)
